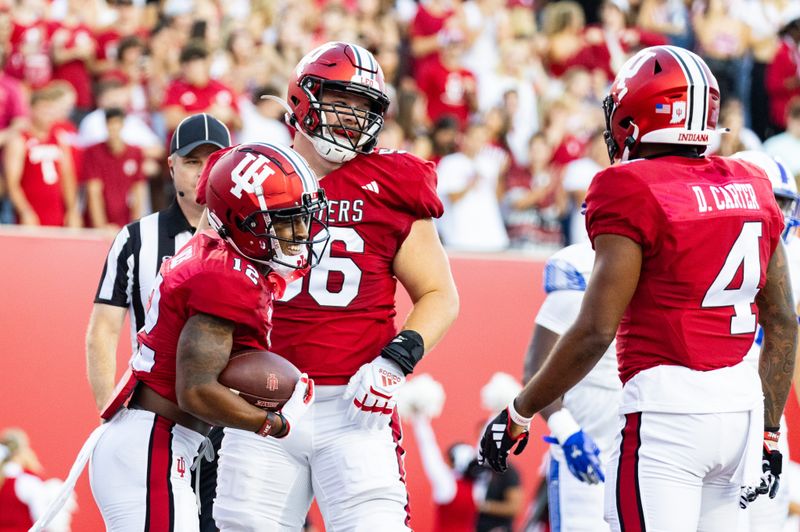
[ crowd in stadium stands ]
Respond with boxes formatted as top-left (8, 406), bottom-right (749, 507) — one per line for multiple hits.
top-left (0, 0), bottom-right (799, 253)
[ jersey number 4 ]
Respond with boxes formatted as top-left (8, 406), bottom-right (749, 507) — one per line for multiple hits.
top-left (279, 227), bottom-right (364, 307)
top-left (702, 221), bottom-right (763, 334)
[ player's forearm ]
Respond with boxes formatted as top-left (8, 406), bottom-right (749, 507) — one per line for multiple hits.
top-left (86, 304), bottom-right (128, 410)
top-left (86, 333), bottom-right (119, 411)
top-left (758, 244), bottom-right (798, 428)
top-left (522, 324), bottom-right (564, 419)
top-left (516, 324), bottom-right (613, 419)
top-left (402, 288), bottom-right (459, 354)
top-left (177, 382), bottom-right (279, 433)
top-left (760, 310), bottom-right (797, 427)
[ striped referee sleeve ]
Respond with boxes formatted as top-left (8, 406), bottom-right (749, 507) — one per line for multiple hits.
top-left (95, 224), bottom-right (136, 308)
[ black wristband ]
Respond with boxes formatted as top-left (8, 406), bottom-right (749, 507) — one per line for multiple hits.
top-left (765, 426), bottom-right (781, 434)
top-left (380, 330), bottom-right (425, 376)
top-left (273, 412), bottom-right (289, 439)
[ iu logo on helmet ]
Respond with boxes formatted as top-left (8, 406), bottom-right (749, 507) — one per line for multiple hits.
top-left (230, 153), bottom-right (276, 199)
top-left (267, 373), bottom-right (279, 392)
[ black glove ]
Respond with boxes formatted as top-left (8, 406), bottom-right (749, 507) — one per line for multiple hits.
top-left (478, 407), bottom-right (529, 473)
top-left (757, 431), bottom-right (782, 498)
top-left (739, 430), bottom-right (782, 509)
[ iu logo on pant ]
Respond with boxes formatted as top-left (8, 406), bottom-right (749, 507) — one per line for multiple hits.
top-left (176, 456), bottom-right (186, 478)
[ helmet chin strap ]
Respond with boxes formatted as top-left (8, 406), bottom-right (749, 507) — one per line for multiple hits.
top-left (620, 122), bottom-right (640, 162)
top-left (262, 94), bottom-right (358, 164)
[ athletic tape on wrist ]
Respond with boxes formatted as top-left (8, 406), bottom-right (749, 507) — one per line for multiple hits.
top-left (508, 399), bottom-right (533, 429)
top-left (380, 330), bottom-right (425, 375)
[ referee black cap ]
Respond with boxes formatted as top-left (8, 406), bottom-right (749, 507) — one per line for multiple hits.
top-left (170, 113), bottom-right (231, 157)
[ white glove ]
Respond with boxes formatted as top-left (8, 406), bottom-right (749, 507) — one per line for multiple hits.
top-left (343, 357), bottom-right (405, 430)
top-left (277, 373), bottom-right (315, 437)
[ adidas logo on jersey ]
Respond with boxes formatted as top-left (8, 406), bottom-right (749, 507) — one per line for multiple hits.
top-left (361, 181), bottom-right (379, 193)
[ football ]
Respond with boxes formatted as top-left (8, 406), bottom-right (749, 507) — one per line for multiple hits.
top-left (218, 350), bottom-right (300, 411)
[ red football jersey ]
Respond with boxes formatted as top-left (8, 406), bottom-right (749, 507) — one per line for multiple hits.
top-left (131, 230), bottom-right (274, 402)
top-left (270, 150), bottom-right (443, 384)
top-left (19, 130), bottom-right (65, 227)
top-left (585, 155), bottom-right (784, 384)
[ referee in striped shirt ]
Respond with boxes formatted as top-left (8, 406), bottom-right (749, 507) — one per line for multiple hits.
top-left (86, 113), bottom-right (231, 412)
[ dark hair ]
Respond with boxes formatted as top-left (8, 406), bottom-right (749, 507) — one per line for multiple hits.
top-left (179, 42), bottom-right (208, 64)
top-left (432, 115), bottom-right (460, 134)
top-left (104, 107), bottom-right (125, 122)
top-left (117, 35), bottom-right (144, 60)
top-left (252, 85), bottom-right (281, 105)
top-left (189, 20), bottom-right (207, 41)
top-left (94, 77), bottom-right (125, 100)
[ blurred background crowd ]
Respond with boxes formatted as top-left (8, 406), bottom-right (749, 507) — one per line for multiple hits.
top-left (1, 0), bottom-right (800, 254)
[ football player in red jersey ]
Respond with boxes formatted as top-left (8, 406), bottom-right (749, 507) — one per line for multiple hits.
top-left (87, 143), bottom-right (328, 531)
top-left (204, 42), bottom-right (459, 531)
top-left (480, 45), bottom-right (797, 531)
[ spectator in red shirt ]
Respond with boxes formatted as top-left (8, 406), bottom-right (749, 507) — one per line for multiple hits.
top-left (84, 108), bottom-right (146, 230)
top-left (4, 84), bottom-right (80, 227)
top-left (540, 1), bottom-right (593, 78)
top-left (586, 0), bottom-right (668, 80)
top-left (766, 13), bottom-right (800, 131)
top-left (0, 427), bottom-right (76, 531)
top-left (409, 0), bottom-right (461, 76)
top-left (92, 0), bottom-right (147, 75)
top-left (5, 2), bottom-right (52, 89)
top-left (417, 30), bottom-right (477, 128)
top-left (162, 43), bottom-right (242, 134)
top-left (503, 132), bottom-right (567, 249)
top-left (50, 8), bottom-right (96, 117)
top-left (110, 37), bottom-right (152, 121)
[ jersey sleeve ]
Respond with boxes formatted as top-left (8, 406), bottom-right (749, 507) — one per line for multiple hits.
top-left (182, 267), bottom-right (265, 327)
top-left (94, 225), bottom-right (134, 307)
top-left (397, 153), bottom-right (444, 219)
top-left (584, 166), bottom-right (662, 250)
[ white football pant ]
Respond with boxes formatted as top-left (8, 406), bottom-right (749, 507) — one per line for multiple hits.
top-left (604, 411), bottom-right (753, 532)
top-left (89, 408), bottom-right (204, 532)
top-left (214, 385), bottom-right (410, 532)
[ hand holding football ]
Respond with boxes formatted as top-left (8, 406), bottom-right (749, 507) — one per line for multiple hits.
top-left (219, 350), bottom-right (300, 411)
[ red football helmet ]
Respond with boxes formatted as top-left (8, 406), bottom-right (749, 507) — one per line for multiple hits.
top-left (288, 41), bottom-right (390, 163)
top-left (603, 45), bottom-right (721, 162)
top-left (204, 143), bottom-right (330, 277)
